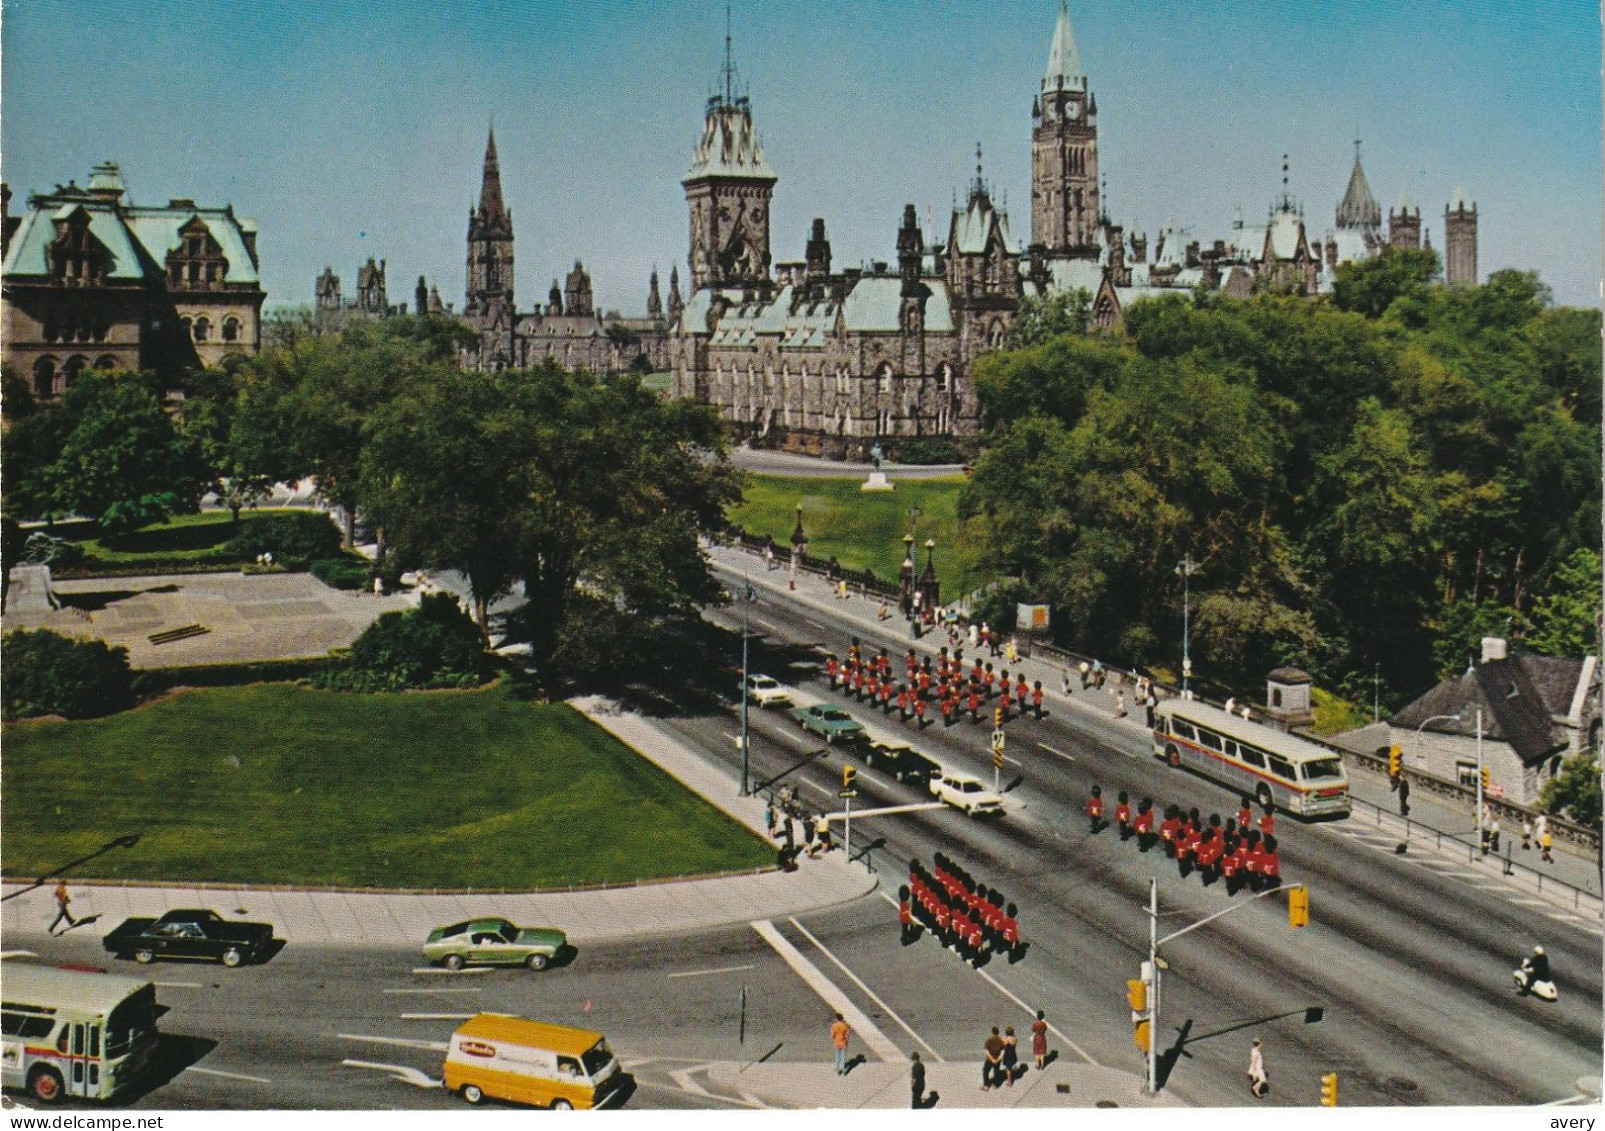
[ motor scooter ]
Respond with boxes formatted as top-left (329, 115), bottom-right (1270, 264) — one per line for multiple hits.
top-left (1513, 963), bottom-right (1558, 1002)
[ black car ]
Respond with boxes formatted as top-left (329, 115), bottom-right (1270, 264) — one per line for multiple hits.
top-left (861, 737), bottom-right (941, 784)
top-left (103, 908), bottom-right (275, 967)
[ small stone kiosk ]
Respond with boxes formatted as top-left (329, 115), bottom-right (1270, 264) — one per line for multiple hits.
top-left (1262, 667), bottom-right (1315, 733)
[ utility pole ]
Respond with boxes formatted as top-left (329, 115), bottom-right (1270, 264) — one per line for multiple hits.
top-left (739, 564), bottom-right (756, 796)
top-left (1474, 705), bottom-right (1484, 844)
top-left (1176, 555), bottom-right (1197, 697)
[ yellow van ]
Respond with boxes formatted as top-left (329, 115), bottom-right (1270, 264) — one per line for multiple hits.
top-left (442, 1014), bottom-right (622, 1109)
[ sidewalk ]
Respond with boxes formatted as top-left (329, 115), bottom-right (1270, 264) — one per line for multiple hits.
top-left (705, 1058), bottom-right (1181, 1109)
top-left (712, 541), bottom-right (1604, 916)
top-left (1, 704), bottom-right (875, 950)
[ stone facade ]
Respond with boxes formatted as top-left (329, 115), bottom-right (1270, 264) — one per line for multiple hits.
top-left (2, 162), bottom-right (265, 397)
top-left (1444, 190), bottom-right (1478, 285)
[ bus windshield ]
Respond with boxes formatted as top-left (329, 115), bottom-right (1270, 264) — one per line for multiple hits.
top-left (105, 985), bottom-right (156, 1058)
top-left (1302, 758), bottom-right (1344, 781)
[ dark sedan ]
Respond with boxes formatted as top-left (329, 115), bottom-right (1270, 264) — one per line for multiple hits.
top-left (103, 908), bottom-right (275, 967)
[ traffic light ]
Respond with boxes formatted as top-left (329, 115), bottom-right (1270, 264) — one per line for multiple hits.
top-left (1320, 1072), bottom-right (1338, 1107)
top-left (1128, 962), bottom-right (1154, 1053)
top-left (1480, 767), bottom-right (1491, 792)
top-left (1387, 745), bottom-right (1402, 778)
top-left (1288, 885), bottom-right (1309, 928)
top-left (842, 765), bottom-right (857, 792)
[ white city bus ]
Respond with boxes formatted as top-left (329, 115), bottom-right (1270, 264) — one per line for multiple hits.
top-left (1152, 700), bottom-right (1351, 818)
top-left (1, 963), bottom-right (159, 1104)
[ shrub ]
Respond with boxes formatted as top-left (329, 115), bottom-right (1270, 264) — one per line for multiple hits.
top-left (310, 557), bottom-right (369, 590)
top-left (314, 593), bottom-right (492, 692)
top-left (2, 629), bottom-right (134, 720)
top-left (223, 511), bottom-right (342, 568)
top-left (895, 438), bottom-right (966, 465)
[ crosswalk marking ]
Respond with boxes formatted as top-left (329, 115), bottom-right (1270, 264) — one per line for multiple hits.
top-left (750, 919), bottom-right (904, 1062)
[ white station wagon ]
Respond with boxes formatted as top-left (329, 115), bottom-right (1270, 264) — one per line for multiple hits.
top-left (743, 674), bottom-right (794, 708)
top-left (930, 770), bottom-right (1005, 817)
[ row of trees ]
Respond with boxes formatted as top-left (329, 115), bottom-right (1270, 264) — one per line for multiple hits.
top-left (3, 314), bottom-right (741, 692)
top-left (961, 252), bottom-right (1601, 706)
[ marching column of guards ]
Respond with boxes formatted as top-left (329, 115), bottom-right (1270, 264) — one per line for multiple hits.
top-left (823, 639), bottom-right (1044, 728)
top-left (1085, 784), bottom-right (1284, 894)
top-left (898, 853), bottom-right (1025, 967)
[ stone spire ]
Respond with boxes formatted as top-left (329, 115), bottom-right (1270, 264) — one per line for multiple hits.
top-left (667, 265), bottom-right (684, 321)
top-left (1043, 0), bottom-right (1086, 92)
top-left (475, 129), bottom-right (511, 237)
top-left (647, 268), bottom-right (663, 319)
top-left (1335, 139), bottom-right (1381, 231)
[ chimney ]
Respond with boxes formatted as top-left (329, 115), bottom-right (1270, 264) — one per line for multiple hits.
top-left (1480, 637), bottom-right (1507, 664)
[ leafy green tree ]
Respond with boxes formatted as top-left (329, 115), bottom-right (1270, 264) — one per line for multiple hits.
top-left (316, 593), bottom-right (492, 692)
top-left (1331, 246), bottom-right (1440, 319)
top-left (1541, 753), bottom-right (1601, 827)
top-left (1004, 288), bottom-right (1093, 348)
top-left (1528, 547), bottom-right (1603, 658)
top-left (175, 364), bottom-right (274, 524)
top-left (1431, 599), bottom-right (1527, 678)
top-left (42, 373), bottom-right (208, 533)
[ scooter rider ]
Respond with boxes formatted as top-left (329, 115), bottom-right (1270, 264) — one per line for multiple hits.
top-left (1518, 945), bottom-right (1551, 991)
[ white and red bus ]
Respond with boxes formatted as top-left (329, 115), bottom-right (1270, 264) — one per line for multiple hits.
top-left (1153, 700), bottom-right (1351, 819)
top-left (2, 963), bottom-right (159, 1104)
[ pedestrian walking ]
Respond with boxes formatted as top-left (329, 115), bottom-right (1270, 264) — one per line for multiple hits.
top-left (1001, 1026), bottom-right (1020, 1085)
top-left (831, 1013), bottom-right (851, 1075)
top-left (1247, 1039), bottom-right (1269, 1099)
top-left (1078, 660), bottom-right (1090, 689)
top-left (1398, 774), bottom-right (1411, 817)
top-left (1521, 815), bottom-right (1533, 850)
top-left (982, 1027), bottom-right (1005, 1090)
top-left (765, 800), bottom-right (778, 837)
top-left (1031, 1010), bottom-right (1050, 1069)
top-left (1489, 817), bottom-right (1501, 853)
top-left (1541, 828), bottom-right (1554, 863)
top-left (1115, 690), bottom-right (1126, 718)
top-left (910, 1051), bottom-right (926, 1108)
top-left (1061, 668), bottom-right (1072, 696)
top-left (48, 880), bottom-right (77, 935)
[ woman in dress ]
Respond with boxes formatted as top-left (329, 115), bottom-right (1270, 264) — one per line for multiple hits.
top-left (1031, 1009), bottom-right (1049, 1070)
top-left (1001, 1025), bottom-right (1020, 1085)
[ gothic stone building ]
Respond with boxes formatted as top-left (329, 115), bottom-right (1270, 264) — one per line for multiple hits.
top-left (1, 161), bottom-right (265, 398)
top-left (463, 131), bottom-right (673, 375)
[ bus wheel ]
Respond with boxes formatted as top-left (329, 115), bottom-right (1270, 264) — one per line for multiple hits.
top-left (1166, 746), bottom-right (1181, 768)
top-left (551, 1099), bottom-right (574, 1110)
top-left (1256, 783), bottom-right (1273, 808)
top-left (461, 1084), bottom-right (485, 1105)
top-left (28, 1066), bottom-right (65, 1104)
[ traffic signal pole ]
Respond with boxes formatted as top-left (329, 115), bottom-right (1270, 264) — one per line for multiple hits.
top-left (1142, 879), bottom-right (1310, 1095)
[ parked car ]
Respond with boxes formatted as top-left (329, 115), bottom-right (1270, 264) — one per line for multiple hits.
top-left (930, 770), bottom-right (1005, 817)
top-left (791, 703), bottom-right (867, 744)
top-left (862, 736), bottom-right (940, 784)
top-left (424, 917), bottom-right (569, 971)
top-left (743, 674), bottom-right (794, 708)
top-left (103, 909), bottom-right (274, 967)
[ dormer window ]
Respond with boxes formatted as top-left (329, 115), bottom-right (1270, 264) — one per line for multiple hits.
top-left (166, 217), bottom-right (229, 292)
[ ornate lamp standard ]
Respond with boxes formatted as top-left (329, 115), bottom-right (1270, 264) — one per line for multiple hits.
top-left (1176, 554), bottom-right (1198, 697)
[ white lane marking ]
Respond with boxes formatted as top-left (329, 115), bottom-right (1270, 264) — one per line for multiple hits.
top-left (788, 916), bottom-right (944, 1062)
top-left (971, 963), bottom-right (1100, 1067)
top-left (804, 618), bottom-right (827, 631)
top-left (186, 1066), bottom-right (272, 1084)
top-left (154, 981), bottom-right (203, 988)
top-left (668, 964), bottom-right (756, 979)
top-left (0, 950), bottom-right (37, 959)
top-left (383, 987), bottom-right (483, 995)
top-left (749, 919), bottom-right (904, 1062)
top-left (400, 1012), bottom-right (477, 1020)
top-left (341, 1060), bottom-right (441, 1089)
top-left (1421, 869), bottom-right (1482, 878)
top-left (338, 1033), bottom-right (450, 1052)
top-left (1507, 897), bottom-right (1553, 907)
top-left (408, 967), bottom-right (494, 976)
top-left (830, 802), bottom-right (946, 819)
top-left (749, 616), bottom-right (777, 633)
top-left (739, 1090), bottom-right (769, 1108)
top-left (669, 1065), bottom-right (713, 1097)
top-left (1037, 743), bottom-right (1074, 762)
top-left (634, 1077), bottom-right (762, 1108)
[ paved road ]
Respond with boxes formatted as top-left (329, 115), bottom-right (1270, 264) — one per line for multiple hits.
top-left (690, 570), bottom-right (1604, 1107)
top-left (731, 447), bottom-right (967, 480)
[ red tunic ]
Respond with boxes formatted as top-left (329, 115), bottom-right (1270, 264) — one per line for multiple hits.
top-left (1086, 796), bottom-right (1105, 820)
top-left (1259, 814), bottom-right (1276, 838)
top-left (1134, 810), bottom-right (1154, 835)
top-left (1159, 817), bottom-right (1180, 845)
top-left (1115, 802), bottom-right (1132, 827)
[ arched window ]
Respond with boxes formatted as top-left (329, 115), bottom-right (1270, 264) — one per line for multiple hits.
top-left (876, 363), bottom-right (892, 395)
top-left (63, 356), bottom-right (88, 388)
top-left (193, 317), bottom-right (211, 342)
top-left (180, 316), bottom-right (193, 339)
top-left (95, 355), bottom-right (117, 370)
top-left (33, 357), bottom-right (57, 399)
top-left (222, 317), bottom-right (240, 342)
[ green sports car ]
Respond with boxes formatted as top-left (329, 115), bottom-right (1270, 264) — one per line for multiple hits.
top-left (792, 703), bottom-right (866, 743)
top-left (423, 917), bottom-right (568, 971)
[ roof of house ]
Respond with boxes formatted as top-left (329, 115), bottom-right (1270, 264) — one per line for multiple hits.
top-left (1390, 654), bottom-right (1587, 765)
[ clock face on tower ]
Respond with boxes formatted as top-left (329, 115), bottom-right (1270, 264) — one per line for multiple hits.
top-left (1065, 101), bottom-right (1080, 121)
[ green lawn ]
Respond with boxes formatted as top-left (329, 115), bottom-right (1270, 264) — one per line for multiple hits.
top-left (2, 683), bottom-right (773, 889)
top-left (730, 474), bottom-right (991, 594)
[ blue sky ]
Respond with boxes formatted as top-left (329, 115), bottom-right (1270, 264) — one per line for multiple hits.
top-left (4, 0), bottom-right (1599, 312)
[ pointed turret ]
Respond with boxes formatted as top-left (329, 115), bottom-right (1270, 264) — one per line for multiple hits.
top-left (1043, 0), bottom-right (1086, 92)
top-left (466, 127), bottom-right (515, 320)
top-left (647, 268), bottom-right (663, 320)
top-left (667, 265), bottom-right (684, 321)
top-left (1335, 140), bottom-right (1381, 231)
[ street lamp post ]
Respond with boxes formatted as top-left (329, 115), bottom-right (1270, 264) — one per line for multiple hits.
top-left (1175, 555), bottom-right (1197, 697)
top-left (738, 565), bottom-right (758, 797)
